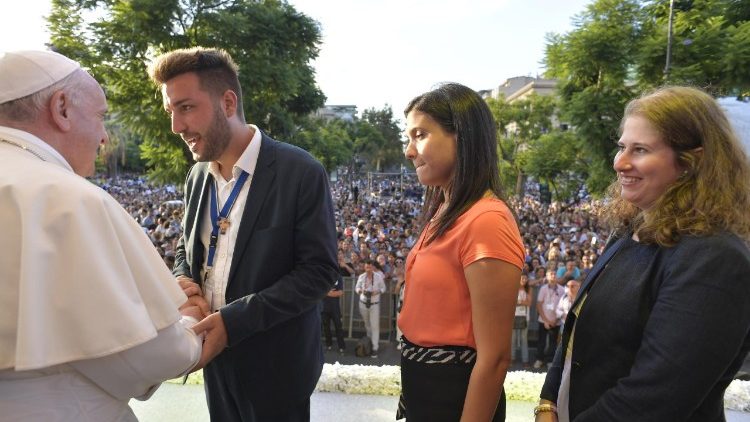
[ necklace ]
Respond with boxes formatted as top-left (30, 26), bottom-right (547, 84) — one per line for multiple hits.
top-left (0, 138), bottom-right (47, 161)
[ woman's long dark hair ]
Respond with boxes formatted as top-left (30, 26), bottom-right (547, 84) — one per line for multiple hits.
top-left (405, 82), bottom-right (507, 244)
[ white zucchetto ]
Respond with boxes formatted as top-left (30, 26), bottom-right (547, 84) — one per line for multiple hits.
top-left (0, 50), bottom-right (80, 105)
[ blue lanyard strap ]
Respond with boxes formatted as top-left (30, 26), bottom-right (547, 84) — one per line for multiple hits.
top-left (206, 170), bottom-right (249, 269)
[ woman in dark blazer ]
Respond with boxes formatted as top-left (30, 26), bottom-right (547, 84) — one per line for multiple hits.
top-left (536, 86), bottom-right (750, 422)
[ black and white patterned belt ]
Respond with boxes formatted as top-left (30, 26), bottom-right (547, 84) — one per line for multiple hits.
top-left (399, 336), bottom-right (477, 365)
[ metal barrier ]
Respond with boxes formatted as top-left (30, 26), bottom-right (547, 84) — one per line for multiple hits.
top-left (329, 276), bottom-right (544, 345)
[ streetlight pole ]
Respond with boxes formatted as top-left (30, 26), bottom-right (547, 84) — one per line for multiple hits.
top-left (664, 0), bottom-right (675, 81)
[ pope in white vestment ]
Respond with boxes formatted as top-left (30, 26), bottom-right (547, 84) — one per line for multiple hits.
top-left (0, 50), bottom-right (202, 422)
top-left (0, 126), bottom-right (202, 421)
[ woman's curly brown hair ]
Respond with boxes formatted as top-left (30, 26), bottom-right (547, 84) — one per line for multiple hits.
top-left (603, 86), bottom-right (750, 246)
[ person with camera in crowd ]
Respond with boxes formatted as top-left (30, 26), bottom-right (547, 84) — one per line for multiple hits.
top-left (355, 259), bottom-right (387, 358)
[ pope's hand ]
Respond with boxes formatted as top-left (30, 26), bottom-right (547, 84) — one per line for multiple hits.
top-left (180, 295), bottom-right (210, 319)
top-left (180, 305), bottom-right (204, 321)
top-left (191, 312), bottom-right (228, 370)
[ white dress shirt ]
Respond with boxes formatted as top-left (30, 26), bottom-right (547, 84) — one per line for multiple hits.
top-left (200, 125), bottom-right (262, 311)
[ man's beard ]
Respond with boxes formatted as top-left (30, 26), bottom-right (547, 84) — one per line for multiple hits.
top-left (195, 104), bottom-right (232, 162)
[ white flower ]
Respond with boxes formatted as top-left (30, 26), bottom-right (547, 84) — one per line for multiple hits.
top-left (168, 366), bottom-right (750, 413)
top-left (725, 380), bottom-right (750, 412)
top-left (502, 370), bottom-right (546, 402)
top-left (315, 362), bottom-right (401, 395)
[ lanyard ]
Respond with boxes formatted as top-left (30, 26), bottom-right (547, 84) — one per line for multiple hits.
top-left (206, 171), bottom-right (249, 270)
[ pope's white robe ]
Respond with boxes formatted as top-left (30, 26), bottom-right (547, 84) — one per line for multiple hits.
top-left (0, 126), bottom-right (201, 421)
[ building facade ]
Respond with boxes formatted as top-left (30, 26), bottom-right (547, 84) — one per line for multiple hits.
top-left (314, 105), bottom-right (358, 122)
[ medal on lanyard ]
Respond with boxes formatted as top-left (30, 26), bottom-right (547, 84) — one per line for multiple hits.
top-left (206, 171), bottom-right (249, 271)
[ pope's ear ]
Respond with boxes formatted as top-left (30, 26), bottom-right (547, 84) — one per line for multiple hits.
top-left (49, 89), bottom-right (73, 132)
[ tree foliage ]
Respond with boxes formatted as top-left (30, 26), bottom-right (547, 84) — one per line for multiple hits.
top-left (521, 131), bottom-right (584, 201)
top-left (638, 0), bottom-right (750, 97)
top-left (47, 0), bottom-right (325, 184)
top-left (542, 0), bottom-right (750, 196)
top-left (284, 105), bottom-right (405, 176)
top-left (543, 0), bottom-right (645, 194)
top-left (487, 93), bottom-right (556, 197)
top-left (287, 118), bottom-right (352, 173)
top-left (358, 106), bottom-right (406, 172)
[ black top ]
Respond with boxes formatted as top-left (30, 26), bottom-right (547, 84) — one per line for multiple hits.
top-left (541, 232), bottom-right (750, 421)
top-left (322, 278), bottom-right (343, 313)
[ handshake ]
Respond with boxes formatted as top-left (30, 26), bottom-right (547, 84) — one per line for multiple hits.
top-left (176, 275), bottom-right (226, 374)
top-left (177, 275), bottom-right (212, 321)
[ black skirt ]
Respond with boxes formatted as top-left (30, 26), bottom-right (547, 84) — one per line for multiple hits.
top-left (398, 337), bottom-right (506, 421)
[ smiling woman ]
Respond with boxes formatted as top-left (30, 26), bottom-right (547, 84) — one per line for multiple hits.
top-left (613, 115), bottom-right (684, 211)
top-left (605, 86), bottom-right (750, 245)
top-left (537, 86), bottom-right (750, 422)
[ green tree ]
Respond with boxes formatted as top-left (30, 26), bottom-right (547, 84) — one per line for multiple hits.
top-left (486, 93), bottom-right (556, 197)
top-left (98, 116), bottom-right (146, 177)
top-left (48, 0), bottom-right (325, 184)
top-left (639, 0), bottom-right (750, 97)
top-left (287, 118), bottom-right (353, 173)
top-left (359, 106), bottom-right (405, 172)
top-left (543, 0), bottom-right (750, 197)
top-left (521, 131), bottom-right (584, 201)
top-left (543, 0), bottom-right (645, 194)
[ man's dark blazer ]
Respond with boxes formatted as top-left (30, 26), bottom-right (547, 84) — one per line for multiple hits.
top-left (173, 132), bottom-right (338, 416)
top-left (541, 232), bottom-right (750, 421)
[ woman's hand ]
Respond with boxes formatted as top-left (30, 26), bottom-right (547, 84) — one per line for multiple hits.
top-left (534, 399), bottom-right (558, 422)
top-left (535, 412), bottom-right (559, 422)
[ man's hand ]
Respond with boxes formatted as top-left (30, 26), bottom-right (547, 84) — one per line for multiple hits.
top-left (177, 276), bottom-right (201, 296)
top-left (327, 288), bottom-right (343, 298)
top-left (191, 312), bottom-right (228, 370)
top-left (176, 276), bottom-right (210, 318)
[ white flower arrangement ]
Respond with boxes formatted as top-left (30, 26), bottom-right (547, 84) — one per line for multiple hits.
top-left (725, 380), bottom-right (750, 412)
top-left (501, 370), bottom-right (548, 402)
top-left (170, 366), bottom-right (750, 412)
top-left (316, 362), bottom-right (401, 395)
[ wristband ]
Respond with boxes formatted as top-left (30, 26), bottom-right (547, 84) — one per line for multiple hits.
top-left (534, 403), bottom-right (558, 416)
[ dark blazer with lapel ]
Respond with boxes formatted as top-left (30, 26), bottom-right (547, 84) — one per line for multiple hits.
top-left (174, 132), bottom-right (338, 411)
top-left (541, 232), bottom-right (750, 421)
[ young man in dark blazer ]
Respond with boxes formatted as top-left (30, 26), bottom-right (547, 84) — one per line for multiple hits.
top-left (149, 47), bottom-right (338, 422)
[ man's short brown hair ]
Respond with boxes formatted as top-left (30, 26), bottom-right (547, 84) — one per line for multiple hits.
top-left (148, 47), bottom-right (244, 120)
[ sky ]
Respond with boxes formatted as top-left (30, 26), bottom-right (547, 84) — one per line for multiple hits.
top-left (0, 0), bottom-right (594, 119)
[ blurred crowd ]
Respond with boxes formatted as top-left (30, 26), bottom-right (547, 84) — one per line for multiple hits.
top-left (92, 175), bottom-right (184, 269)
top-left (93, 173), bottom-right (610, 365)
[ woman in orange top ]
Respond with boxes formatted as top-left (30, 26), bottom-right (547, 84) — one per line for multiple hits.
top-left (397, 83), bottom-right (525, 421)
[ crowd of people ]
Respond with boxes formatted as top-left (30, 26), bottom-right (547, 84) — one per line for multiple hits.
top-left (4, 48), bottom-right (748, 422)
top-left (91, 171), bottom-right (611, 369)
top-left (92, 175), bottom-right (185, 268)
